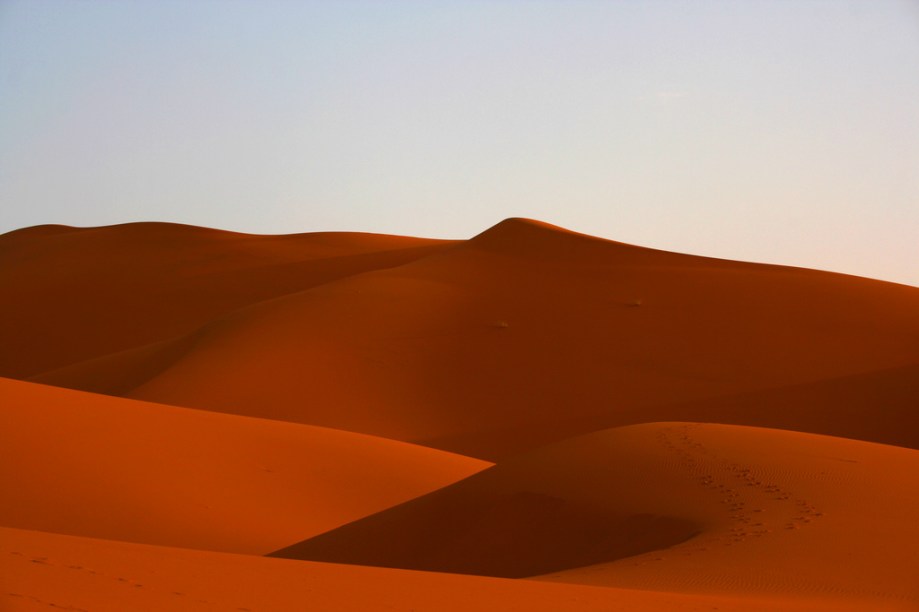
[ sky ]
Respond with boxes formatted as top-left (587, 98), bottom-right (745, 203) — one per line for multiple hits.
top-left (1, 0), bottom-right (917, 286)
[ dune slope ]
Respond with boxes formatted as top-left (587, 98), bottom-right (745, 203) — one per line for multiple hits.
top-left (0, 377), bottom-right (488, 553)
top-left (273, 422), bottom-right (919, 606)
top-left (2, 526), bottom-right (898, 612)
top-left (427, 361), bottom-right (919, 456)
top-left (63, 218), bottom-right (919, 458)
top-left (0, 222), bottom-right (454, 379)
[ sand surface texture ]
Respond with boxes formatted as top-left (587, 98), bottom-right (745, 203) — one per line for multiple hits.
top-left (2, 218), bottom-right (917, 610)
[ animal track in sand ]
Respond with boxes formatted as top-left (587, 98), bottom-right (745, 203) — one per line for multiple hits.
top-left (5, 591), bottom-right (89, 611)
top-left (655, 424), bottom-right (825, 552)
top-left (6, 549), bottom-right (226, 608)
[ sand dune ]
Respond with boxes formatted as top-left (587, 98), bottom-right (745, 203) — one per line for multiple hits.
top-left (2, 217), bottom-right (918, 610)
top-left (273, 422), bottom-right (919, 605)
top-left (0, 222), bottom-right (454, 379)
top-left (649, 362), bottom-right (919, 449)
top-left (0, 377), bottom-right (488, 553)
top-left (33, 217), bottom-right (917, 458)
top-left (427, 361), bottom-right (919, 456)
top-left (2, 526), bottom-right (900, 612)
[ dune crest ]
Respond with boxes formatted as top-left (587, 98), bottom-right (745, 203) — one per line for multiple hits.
top-left (467, 217), bottom-right (622, 255)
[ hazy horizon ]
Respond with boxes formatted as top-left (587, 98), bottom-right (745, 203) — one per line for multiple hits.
top-left (2, 1), bottom-right (917, 286)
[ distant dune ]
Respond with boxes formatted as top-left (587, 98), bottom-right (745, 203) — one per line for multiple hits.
top-left (2, 218), bottom-right (917, 610)
top-left (0, 222), bottom-right (453, 379)
top-left (20, 218), bottom-right (919, 457)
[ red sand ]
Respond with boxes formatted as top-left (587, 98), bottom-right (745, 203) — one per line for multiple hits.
top-left (2, 218), bottom-right (918, 609)
top-left (0, 222), bottom-right (453, 380)
top-left (274, 422), bottom-right (919, 604)
top-left (2, 526), bottom-right (904, 611)
top-left (0, 377), bottom-right (488, 553)
top-left (29, 218), bottom-right (918, 458)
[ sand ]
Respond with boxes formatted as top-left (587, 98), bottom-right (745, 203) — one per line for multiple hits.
top-left (0, 222), bottom-right (453, 380)
top-left (0, 377), bottom-right (488, 553)
top-left (274, 422), bottom-right (919, 604)
top-left (2, 217), bottom-right (917, 609)
top-left (2, 526), bottom-right (902, 611)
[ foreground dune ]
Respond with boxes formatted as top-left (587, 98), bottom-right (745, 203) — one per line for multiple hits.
top-left (1, 526), bottom-right (899, 612)
top-left (274, 422), bottom-right (919, 606)
top-left (0, 377), bottom-right (488, 553)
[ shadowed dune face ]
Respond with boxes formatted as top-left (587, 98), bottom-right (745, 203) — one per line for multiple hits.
top-left (273, 422), bottom-right (919, 602)
top-left (0, 222), bottom-right (455, 379)
top-left (423, 361), bottom-right (919, 456)
top-left (25, 217), bottom-right (918, 458)
top-left (274, 468), bottom-right (701, 578)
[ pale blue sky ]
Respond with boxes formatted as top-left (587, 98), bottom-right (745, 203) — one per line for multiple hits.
top-left (1, 1), bottom-right (917, 286)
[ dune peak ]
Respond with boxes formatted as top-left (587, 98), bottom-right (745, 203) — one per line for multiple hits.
top-left (472, 217), bottom-right (595, 241)
top-left (465, 217), bottom-right (632, 261)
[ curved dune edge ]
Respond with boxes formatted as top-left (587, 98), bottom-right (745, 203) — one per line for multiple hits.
top-left (0, 378), bottom-right (490, 554)
top-left (28, 332), bottom-right (209, 397)
top-left (0, 221), bottom-right (456, 379)
top-left (533, 424), bottom-right (919, 602)
top-left (1, 527), bottom-right (902, 612)
top-left (273, 422), bottom-right (919, 605)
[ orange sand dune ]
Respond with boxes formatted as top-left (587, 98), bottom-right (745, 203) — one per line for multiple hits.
top-left (428, 361), bottom-right (919, 456)
top-left (0, 377), bottom-right (488, 553)
top-left (652, 362), bottom-right (919, 448)
top-left (3, 218), bottom-right (919, 610)
top-left (41, 218), bottom-right (918, 458)
top-left (0, 222), bottom-right (454, 379)
top-left (1, 526), bottom-right (899, 612)
top-left (273, 422), bottom-right (919, 605)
